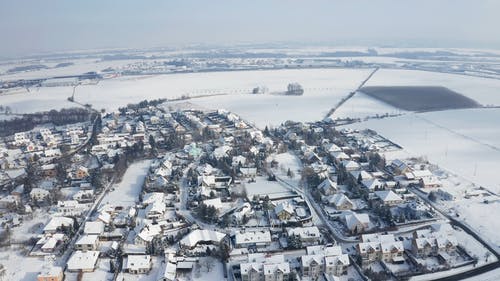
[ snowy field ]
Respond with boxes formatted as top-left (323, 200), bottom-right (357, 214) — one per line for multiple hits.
top-left (100, 159), bottom-right (152, 208)
top-left (345, 108), bottom-right (500, 193)
top-left (0, 58), bottom-right (138, 80)
top-left (0, 68), bottom-right (371, 121)
top-left (365, 69), bottom-right (500, 106)
top-left (331, 91), bottom-right (405, 120)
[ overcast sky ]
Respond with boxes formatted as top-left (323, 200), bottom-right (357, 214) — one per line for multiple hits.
top-left (1, 0), bottom-right (499, 57)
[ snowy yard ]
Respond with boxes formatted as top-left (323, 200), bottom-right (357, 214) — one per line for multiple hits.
top-left (100, 160), bottom-right (152, 208)
top-left (0, 247), bottom-right (46, 281)
top-left (244, 176), bottom-right (295, 200)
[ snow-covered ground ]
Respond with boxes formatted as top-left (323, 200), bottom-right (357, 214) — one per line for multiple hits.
top-left (1, 68), bottom-right (371, 120)
top-left (100, 159), bottom-right (152, 208)
top-left (244, 176), bottom-right (295, 200)
top-left (268, 152), bottom-right (302, 187)
top-left (0, 247), bottom-right (46, 281)
top-left (365, 69), bottom-right (500, 106)
top-left (345, 109), bottom-right (500, 193)
top-left (332, 91), bottom-right (405, 120)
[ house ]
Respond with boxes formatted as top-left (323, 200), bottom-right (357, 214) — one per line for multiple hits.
top-left (350, 170), bottom-right (372, 182)
top-left (179, 229), bottom-right (226, 249)
top-left (232, 203), bottom-right (253, 223)
top-left (39, 235), bottom-right (64, 253)
top-left (344, 212), bottom-right (371, 235)
top-left (301, 245), bottom-right (350, 278)
top-left (124, 255), bottom-right (152, 274)
top-left (41, 164), bottom-right (57, 177)
top-left (72, 166), bottom-right (90, 179)
top-left (373, 190), bottom-right (403, 206)
top-left (331, 151), bottom-right (350, 163)
top-left (287, 226), bottom-right (322, 246)
top-left (390, 159), bottom-right (410, 174)
top-left (361, 178), bottom-right (383, 190)
top-left (234, 230), bottom-right (272, 249)
top-left (43, 217), bottom-right (74, 234)
top-left (420, 177), bottom-right (442, 188)
top-left (411, 226), bottom-right (458, 258)
top-left (75, 234), bottom-right (100, 251)
top-left (37, 265), bottom-right (64, 281)
top-left (341, 160), bottom-right (360, 171)
top-left (324, 193), bottom-right (354, 210)
top-left (357, 234), bottom-right (404, 266)
top-left (317, 178), bottom-right (337, 195)
top-left (240, 255), bottom-right (290, 281)
top-left (274, 202), bottom-right (294, 221)
top-left (84, 221), bottom-right (105, 235)
top-left (145, 201), bottom-right (166, 219)
top-left (57, 200), bottom-right (89, 216)
top-left (66, 250), bottom-right (100, 272)
top-left (30, 188), bottom-right (51, 203)
top-left (73, 190), bottom-right (94, 203)
top-left (135, 223), bottom-right (162, 246)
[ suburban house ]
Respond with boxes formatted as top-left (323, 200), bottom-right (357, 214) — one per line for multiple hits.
top-left (75, 234), bottom-right (100, 251)
top-left (344, 212), bottom-right (371, 235)
top-left (301, 245), bottom-right (350, 278)
top-left (373, 190), bottom-right (404, 207)
top-left (66, 250), bottom-right (100, 272)
top-left (179, 229), bottom-right (226, 249)
top-left (124, 255), bottom-right (153, 274)
top-left (274, 202), bottom-right (295, 221)
top-left (411, 226), bottom-right (458, 258)
top-left (287, 226), bottom-right (322, 246)
top-left (324, 193), bottom-right (354, 210)
top-left (357, 234), bottom-right (404, 267)
top-left (240, 255), bottom-right (290, 281)
top-left (317, 178), bottom-right (337, 195)
top-left (234, 230), bottom-right (272, 249)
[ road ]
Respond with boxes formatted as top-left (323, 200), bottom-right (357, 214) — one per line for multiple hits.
top-left (324, 67), bottom-right (379, 119)
top-left (57, 175), bottom-right (116, 266)
top-left (270, 166), bottom-right (359, 244)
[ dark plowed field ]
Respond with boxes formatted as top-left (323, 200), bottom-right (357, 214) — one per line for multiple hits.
top-left (359, 86), bottom-right (481, 112)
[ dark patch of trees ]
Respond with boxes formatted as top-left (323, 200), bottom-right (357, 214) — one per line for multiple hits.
top-left (0, 108), bottom-right (91, 137)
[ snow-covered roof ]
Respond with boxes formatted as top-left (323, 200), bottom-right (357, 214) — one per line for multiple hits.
top-left (76, 234), bottom-right (99, 246)
top-left (43, 216), bottom-right (73, 233)
top-left (287, 226), bottom-right (321, 240)
top-left (274, 201), bottom-right (294, 216)
top-left (345, 212), bottom-right (370, 231)
top-left (235, 230), bottom-right (271, 246)
top-left (84, 221), bottom-right (104, 235)
top-left (374, 190), bottom-right (403, 203)
top-left (180, 229), bottom-right (226, 248)
top-left (67, 250), bottom-right (99, 271)
top-left (124, 255), bottom-right (151, 271)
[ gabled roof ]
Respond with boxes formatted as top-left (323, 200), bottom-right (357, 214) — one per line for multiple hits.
top-left (317, 178), bottom-right (337, 192)
top-left (180, 229), bottom-right (226, 248)
top-left (345, 212), bottom-right (370, 231)
top-left (374, 190), bottom-right (403, 203)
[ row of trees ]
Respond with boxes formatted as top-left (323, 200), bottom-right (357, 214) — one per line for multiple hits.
top-left (0, 107), bottom-right (91, 137)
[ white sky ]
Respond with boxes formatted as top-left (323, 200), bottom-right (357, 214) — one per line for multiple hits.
top-left (1, 0), bottom-right (499, 57)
